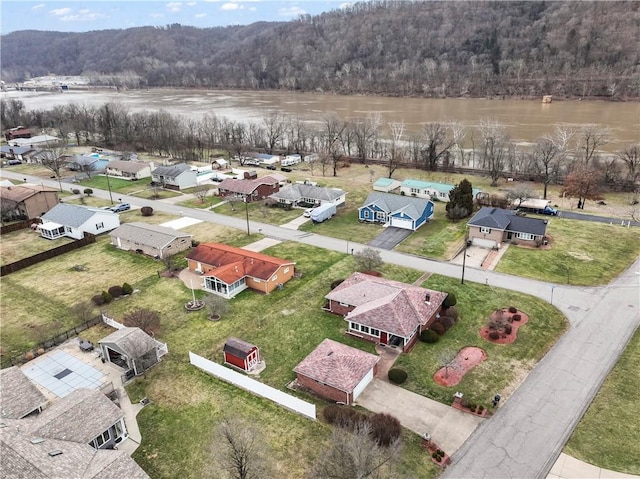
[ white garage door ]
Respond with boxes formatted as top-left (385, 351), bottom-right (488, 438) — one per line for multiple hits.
top-left (472, 237), bottom-right (497, 249)
top-left (352, 368), bottom-right (374, 401)
top-left (390, 217), bottom-right (414, 230)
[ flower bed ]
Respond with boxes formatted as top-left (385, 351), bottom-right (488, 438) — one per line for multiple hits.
top-left (433, 347), bottom-right (487, 387)
top-left (480, 308), bottom-right (529, 344)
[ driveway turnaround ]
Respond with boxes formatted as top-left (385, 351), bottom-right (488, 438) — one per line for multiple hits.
top-left (356, 379), bottom-right (483, 454)
top-left (368, 226), bottom-right (413, 249)
top-left (8, 172), bottom-right (640, 478)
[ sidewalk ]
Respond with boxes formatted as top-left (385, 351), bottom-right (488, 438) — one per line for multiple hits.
top-left (548, 453), bottom-right (638, 479)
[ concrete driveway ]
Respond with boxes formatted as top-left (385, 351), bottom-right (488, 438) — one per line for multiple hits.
top-left (356, 379), bottom-right (483, 454)
top-left (450, 245), bottom-right (490, 268)
top-left (368, 226), bottom-right (413, 250)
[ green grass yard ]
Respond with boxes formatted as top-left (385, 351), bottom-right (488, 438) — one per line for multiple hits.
top-left (565, 329), bottom-right (640, 475)
top-left (495, 218), bottom-right (640, 285)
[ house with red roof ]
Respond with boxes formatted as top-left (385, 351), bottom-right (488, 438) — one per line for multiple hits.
top-left (293, 339), bottom-right (379, 405)
top-left (217, 175), bottom-right (280, 202)
top-left (186, 243), bottom-right (295, 298)
top-left (324, 272), bottom-right (447, 352)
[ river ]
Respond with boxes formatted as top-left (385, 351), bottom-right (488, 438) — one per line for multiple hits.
top-left (3, 89), bottom-right (638, 151)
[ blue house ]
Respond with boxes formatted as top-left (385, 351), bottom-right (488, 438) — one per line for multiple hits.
top-left (400, 179), bottom-right (481, 202)
top-left (358, 192), bottom-right (434, 231)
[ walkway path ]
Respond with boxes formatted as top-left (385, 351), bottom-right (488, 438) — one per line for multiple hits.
top-left (7, 172), bottom-right (640, 479)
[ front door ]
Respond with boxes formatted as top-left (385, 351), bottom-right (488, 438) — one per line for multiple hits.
top-left (507, 231), bottom-right (513, 240)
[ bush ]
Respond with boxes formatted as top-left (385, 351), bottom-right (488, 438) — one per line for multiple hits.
top-left (140, 206), bottom-right (154, 216)
top-left (101, 290), bottom-right (113, 304)
top-left (92, 294), bottom-right (105, 306)
top-left (504, 324), bottom-right (513, 334)
top-left (489, 331), bottom-right (500, 340)
top-left (122, 282), bottom-right (133, 295)
top-left (323, 405), bottom-right (366, 430)
top-left (478, 405), bottom-right (485, 413)
top-left (330, 279), bottom-right (345, 290)
top-left (440, 316), bottom-right (455, 331)
top-left (508, 306), bottom-right (517, 314)
top-left (442, 292), bottom-right (457, 308)
top-left (368, 413), bottom-right (401, 447)
top-left (420, 330), bottom-right (440, 343)
top-left (108, 285), bottom-right (123, 298)
top-left (72, 188), bottom-right (81, 195)
top-left (441, 306), bottom-right (459, 322)
top-left (83, 188), bottom-right (93, 196)
top-left (191, 239), bottom-right (200, 247)
top-left (388, 368), bottom-right (407, 384)
top-left (430, 321), bottom-right (446, 336)
top-left (512, 313), bottom-right (522, 321)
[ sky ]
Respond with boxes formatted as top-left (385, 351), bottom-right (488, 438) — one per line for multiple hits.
top-left (0, 0), bottom-right (350, 34)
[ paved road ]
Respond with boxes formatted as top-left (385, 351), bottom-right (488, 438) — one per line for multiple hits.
top-left (7, 172), bottom-right (640, 478)
top-left (559, 210), bottom-right (640, 227)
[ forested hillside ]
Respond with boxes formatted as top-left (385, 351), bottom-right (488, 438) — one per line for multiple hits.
top-left (1, 1), bottom-right (638, 98)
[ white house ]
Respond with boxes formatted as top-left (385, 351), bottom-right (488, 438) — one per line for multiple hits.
top-left (105, 160), bottom-right (153, 180)
top-left (39, 203), bottom-right (120, 240)
top-left (151, 163), bottom-right (198, 190)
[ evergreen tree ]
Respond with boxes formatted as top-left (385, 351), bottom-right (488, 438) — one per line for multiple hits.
top-left (446, 179), bottom-right (474, 219)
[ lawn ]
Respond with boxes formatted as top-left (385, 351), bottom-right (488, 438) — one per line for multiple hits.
top-left (495, 217), bottom-right (640, 285)
top-left (76, 175), bottom-right (147, 194)
top-left (395, 205), bottom-right (467, 260)
top-left (176, 194), bottom-right (224, 209)
top-left (213, 200), bottom-right (303, 226)
top-left (394, 274), bottom-right (568, 406)
top-left (0, 228), bottom-right (75, 266)
top-left (564, 328), bottom-right (640, 475)
top-left (132, 188), bottom-right (183, 200)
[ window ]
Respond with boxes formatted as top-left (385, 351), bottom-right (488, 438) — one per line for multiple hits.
top-left (363, 210), bottom-right (370, 218)
top-left (96, 222), bottom-right (104, 230)
top-left (350, 322), bottom-right (360, 331)
top-left (360, 325), bottom-right (370, 334)
top-left (480, 227), bottom-right (491, 234)
top-left (411, 188), bottom-right (420, 194)
top-left (284, 267), bottom-right (290, 273)
top-left (340, 302), bottom-right (350, 307)
top-left (376, 211), bottom-right (386, 220)
top-left (370, 328), bottom-right (380, 337)
top-left (94, 430), bottom-right (111, 448)
top-left (518, 232), bottom-right (534, 240)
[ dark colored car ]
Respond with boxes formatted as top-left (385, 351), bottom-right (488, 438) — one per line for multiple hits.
top-left (281, 167), bottom-right (292, 172)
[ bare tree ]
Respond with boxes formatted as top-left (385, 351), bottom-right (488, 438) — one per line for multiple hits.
top-left (617, 144), bottom-right (640, 199)
top-left (438, 349), bottom-right (457, 379)
top-left (210, 417), bottom-right (272, 479)
top-left (562, 167), bottom-right (604, 209)
top-left (532, 137), bottom-right (559, 199)
top-left (262, 110), bottom-right (286, 153)
top-left (311, 423), bottom-right (401, 479)
top-left (421, 122), bottom-right (457, 171)
top-left (39, 144), bottom-right (67, 191)
top-left (0, 198), bottom-right (19, 225)
top-left (322, 113), bottom-right (347, 177)
top-left (479, 120), bottom-right (508, 186)
top-left (193, 184), bottom-right (210, 203)
top-left (123, 307), bottom-right (161, 336)
top-left (71, 301), bottom-right (96, 323)
top-left (352, 113), bottom-right (381, 164)
top-left (387, 121), bottom-right (405, 178)
top-left (577, 125), bottom-right (609, 167)
top-left (354, 247), bottom-right (383, 272)
top-left (203, 294), bottom-right (230, 320)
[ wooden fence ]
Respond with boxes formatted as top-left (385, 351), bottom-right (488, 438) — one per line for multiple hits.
top-left (0, 232), bottom-right (96, 276)
top-left (0, 218), bottom-right (41, 235)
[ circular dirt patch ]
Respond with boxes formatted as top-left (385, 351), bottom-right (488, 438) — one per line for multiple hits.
top-left (434, 347), bottom-right (487, 387)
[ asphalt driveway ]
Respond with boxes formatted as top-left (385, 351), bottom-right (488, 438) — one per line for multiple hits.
top-left (367, 226), bottom-right (413, 250)
top-left (356, 379), bottom-right (483, 454)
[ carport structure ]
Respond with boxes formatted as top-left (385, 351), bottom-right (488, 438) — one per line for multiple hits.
top-left (99, 327), bottom-right (164, 377)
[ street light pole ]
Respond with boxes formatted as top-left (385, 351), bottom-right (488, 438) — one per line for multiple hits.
top-left (461, 233), bottom-right (468, 284)
top-left (244, 197), bottom-right (250, 236)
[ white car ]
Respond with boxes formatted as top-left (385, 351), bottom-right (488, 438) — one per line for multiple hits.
top-left (303, 208), bottom-right (314, 218)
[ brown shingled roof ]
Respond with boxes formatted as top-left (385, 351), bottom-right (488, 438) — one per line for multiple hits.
top-left (0, 185), bottom-right (57, 203)
top-left (293, 339), bottom-right (379, 393)
top-left (187, 243), bottom-right (294, 282)
top-left (218, 175), bottom-right (279, 195)
top-left (0, 367), bottom-right (48, 419)
top-left (326, 272), bottom-right (447, 337)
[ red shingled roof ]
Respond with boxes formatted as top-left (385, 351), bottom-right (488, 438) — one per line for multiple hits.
top-left (293, 339), bottom-right (379, 393)
top-left (218, 175), bottom-right (279, 195)
top-left (187, 243), bottom-right (294, 283)
top-left (326, 272), bottom-right (447, 337)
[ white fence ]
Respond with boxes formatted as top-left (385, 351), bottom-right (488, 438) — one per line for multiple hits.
top-left (102, 313), bottom-right (125, 330)
top-left (189, 352), bottom-right (316, 421)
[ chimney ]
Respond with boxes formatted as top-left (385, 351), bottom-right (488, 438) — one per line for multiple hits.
top-left (425, 293), bottom-right (431, 304)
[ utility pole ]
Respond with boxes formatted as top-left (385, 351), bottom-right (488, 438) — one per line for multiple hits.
top-left (105, 171), bottom-right (114, 204)
top-left (461, 233), bottom-right (468, 284)
top-left (244, 197), bottom-right (250, 236)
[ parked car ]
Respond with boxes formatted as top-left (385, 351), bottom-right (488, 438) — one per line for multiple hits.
top-left (265, 165), bottom-right (277, 170)
top-left (281, 167), bottom-right (292, 172)
top-left (303, 208), bottom-right (314, 218)
top-left (110, 203), bottom-right (131, 213)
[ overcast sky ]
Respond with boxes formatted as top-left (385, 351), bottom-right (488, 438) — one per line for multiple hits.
top-left (1, 0), bottom-right (349, 33)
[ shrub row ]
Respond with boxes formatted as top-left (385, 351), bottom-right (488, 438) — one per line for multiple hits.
top-left (92, 282), bottom-right (133, 305)
top-left (323, 407), bottom-right (402, 447)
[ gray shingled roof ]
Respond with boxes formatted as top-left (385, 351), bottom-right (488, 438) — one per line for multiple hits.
top-left (28, 388), bottom-right (124, 444)
top-left (468, 207), bottom-right (548, 236)
top-left (107, 160), bottom-right (151, 173)
top-left (99, 327), bottom-right (157, 359)
top-left (151, 163), bottom-right (191, 177)
top-left (109, 222), bottom-right (192, 249)
top-left (0, 367), bottom-right (48, 419)
top-left (293, 339), bottom-right (379, 393)
top-left (41, 203), bottom-right (114, 227)
top-left (360, 191), bottom-right (432, 220)
top-left (0, 417), bottom-right (149, 479)
top-left (269, 184), bottom-right (346, 202)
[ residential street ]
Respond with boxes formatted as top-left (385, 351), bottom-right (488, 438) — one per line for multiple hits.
top-left (6, 172), bottom-right (640, 478)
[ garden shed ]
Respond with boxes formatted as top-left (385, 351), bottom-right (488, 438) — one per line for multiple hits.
top-left (223, 337), bottom-right (260, 372)
top-left (99, 327), bottom-right (163, 376)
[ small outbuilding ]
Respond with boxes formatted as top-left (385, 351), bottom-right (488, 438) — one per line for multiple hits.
top-left (223, 338), bottom-right (261, 373)
top-left (293, 339), bottom-right (379, 405)
top-left (99, 327), bottom-right (164, 376)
